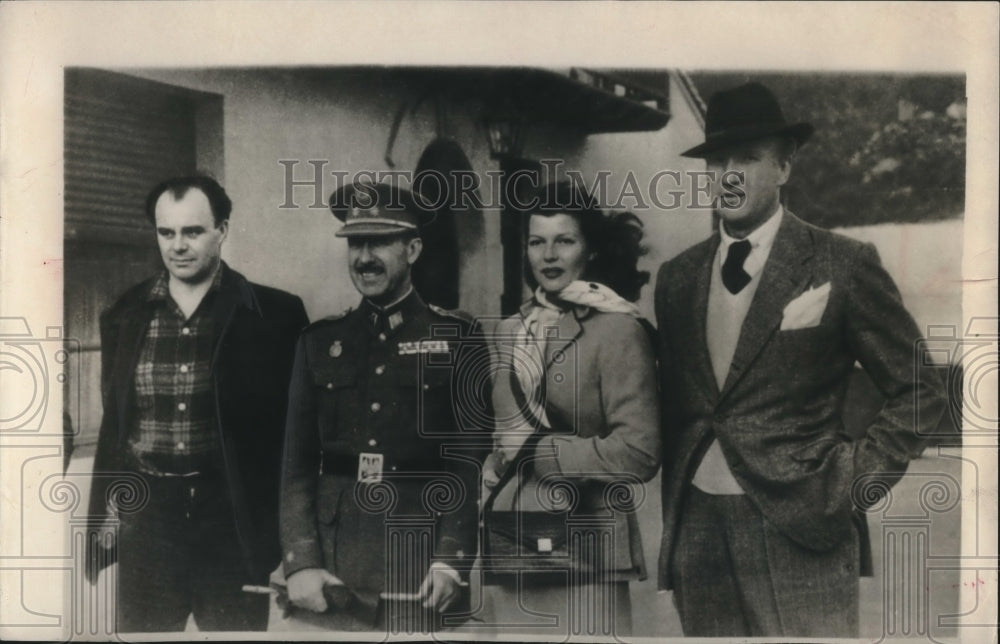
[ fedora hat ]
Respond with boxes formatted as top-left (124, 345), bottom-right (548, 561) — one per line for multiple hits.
top-left (330, 181), bottom-right (435, 237)
top-left (681, 82), bottom-right (814, 158)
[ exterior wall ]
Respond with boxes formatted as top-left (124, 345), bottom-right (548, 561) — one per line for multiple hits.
top-left (835, 219), bottom-right (963, 344)
top-left (121, 68), bottom-right (503, 321)
top-left (107, 69), bottom-right (954, 341)
top-left (565, 73), bottom-right (711, 321)
top-left (120, 68), bottom-right (710, 326)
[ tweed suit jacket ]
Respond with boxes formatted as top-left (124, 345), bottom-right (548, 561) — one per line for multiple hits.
top-left (490, 304), bottom-right (662, 580)
top-left (86, 263), bottom-right (308, 582)
top-left (654, 211), bottom-right (946, 590)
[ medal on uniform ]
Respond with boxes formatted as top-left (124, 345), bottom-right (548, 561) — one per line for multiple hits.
top-left (397, 340), bottom-right (449, 355)
top-left (358, 452), bottom-right (384, 483)
top-left (329, 341), bottom-right (343, 358)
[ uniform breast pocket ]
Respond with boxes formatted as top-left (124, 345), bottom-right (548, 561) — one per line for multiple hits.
top-left (310, 365), bottom-right (359, 437)
top-left (398, 362), bottom-right (454, 435)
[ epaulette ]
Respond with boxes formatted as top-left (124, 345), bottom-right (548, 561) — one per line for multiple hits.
top-left (428, 303), bottom-right (474, 325)
top-left (304, 308), bottom-right (353, 331)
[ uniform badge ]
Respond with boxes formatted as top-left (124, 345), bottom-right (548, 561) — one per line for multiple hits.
top-left (358, 452), bottom-right (384, 483)
top-left (329, 341), bottom-right (343, 358)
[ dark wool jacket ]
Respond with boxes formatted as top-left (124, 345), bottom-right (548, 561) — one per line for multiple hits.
top-left (86, 263), bottom-right (308, 582)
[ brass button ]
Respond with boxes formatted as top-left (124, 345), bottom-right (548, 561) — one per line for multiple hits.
top-left (179, 364), bottom-right (189, 374)
top-left (369, 438), bottom-right (378, 447)
top-left (370, 402), bottom-right (381, 412)
top-left (177, 402), bottom-right (187, 411)
top-left (181, 327), bottom-right (191, 335)
top-left (326, 382), bottom-right (334, 390)
top-left (375, 365), bottom-right (385, 375)
top-left (378, 332), bottom-right (387, 342)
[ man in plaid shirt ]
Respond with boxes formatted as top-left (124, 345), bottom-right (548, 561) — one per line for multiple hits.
top-left (128, 267), bottom-right (222, 474)
top-left (86, 176), bottom-right (309, 632)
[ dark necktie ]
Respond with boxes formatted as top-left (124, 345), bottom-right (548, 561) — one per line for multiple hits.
top-left (722, 239), bottom-right (753, 294)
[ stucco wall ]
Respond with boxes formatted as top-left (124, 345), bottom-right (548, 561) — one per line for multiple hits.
top-left (122, 68), bottom-right (713, 326)
top-left (123, 67), bottom-right (503, 321)
top-left (566, 73), bottom-right (712, 322)
top-left (112, 68), bottom-right (957, 340)
top-left (835, 219), bottom-right (963, 340)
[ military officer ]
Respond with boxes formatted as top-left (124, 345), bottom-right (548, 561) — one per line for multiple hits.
top-left (279, 181), bottom-right (491, 630)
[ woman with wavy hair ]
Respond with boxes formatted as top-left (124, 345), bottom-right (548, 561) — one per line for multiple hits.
top-left (480, 181), bottom-right (661, 636)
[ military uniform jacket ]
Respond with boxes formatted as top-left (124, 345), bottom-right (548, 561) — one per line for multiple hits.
top-left (280, 290), bottom-right (490, 599)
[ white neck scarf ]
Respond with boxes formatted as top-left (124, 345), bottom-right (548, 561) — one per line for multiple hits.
top-left (549, 280), bottom-right (641, 316)
top-left (500, 281), bottom-right (639, 457)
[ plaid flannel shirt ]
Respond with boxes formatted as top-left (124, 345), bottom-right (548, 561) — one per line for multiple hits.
top-left (127, 269), bottom-right (222, 475)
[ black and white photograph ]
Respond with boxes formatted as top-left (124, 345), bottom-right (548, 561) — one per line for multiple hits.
top-left (0, 2), bottom-right (996, 642)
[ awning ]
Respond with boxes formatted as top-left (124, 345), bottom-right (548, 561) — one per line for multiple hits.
top-left (406, 67), bottom-right (672, 134)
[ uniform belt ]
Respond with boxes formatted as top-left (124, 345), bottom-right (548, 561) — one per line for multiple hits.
top-left (321, 452), bottom-right (446, 475)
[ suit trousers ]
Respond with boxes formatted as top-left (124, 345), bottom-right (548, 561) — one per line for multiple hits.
top-left (115, 470), bottom-right (268, 632)
top-left (672, 486), bottom-right (859, 638)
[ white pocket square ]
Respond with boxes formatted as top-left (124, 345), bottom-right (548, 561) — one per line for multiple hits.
top-left (780, 282), bottom-right (831, 330)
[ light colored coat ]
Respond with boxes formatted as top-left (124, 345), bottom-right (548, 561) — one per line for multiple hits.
top-left (489, 303), bottom-right (662, 580)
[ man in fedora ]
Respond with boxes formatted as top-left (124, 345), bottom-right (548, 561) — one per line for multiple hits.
top-left (654, 82), bottom-right (945, 636)
top-left (279, 181), bottom-right (490, 631)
